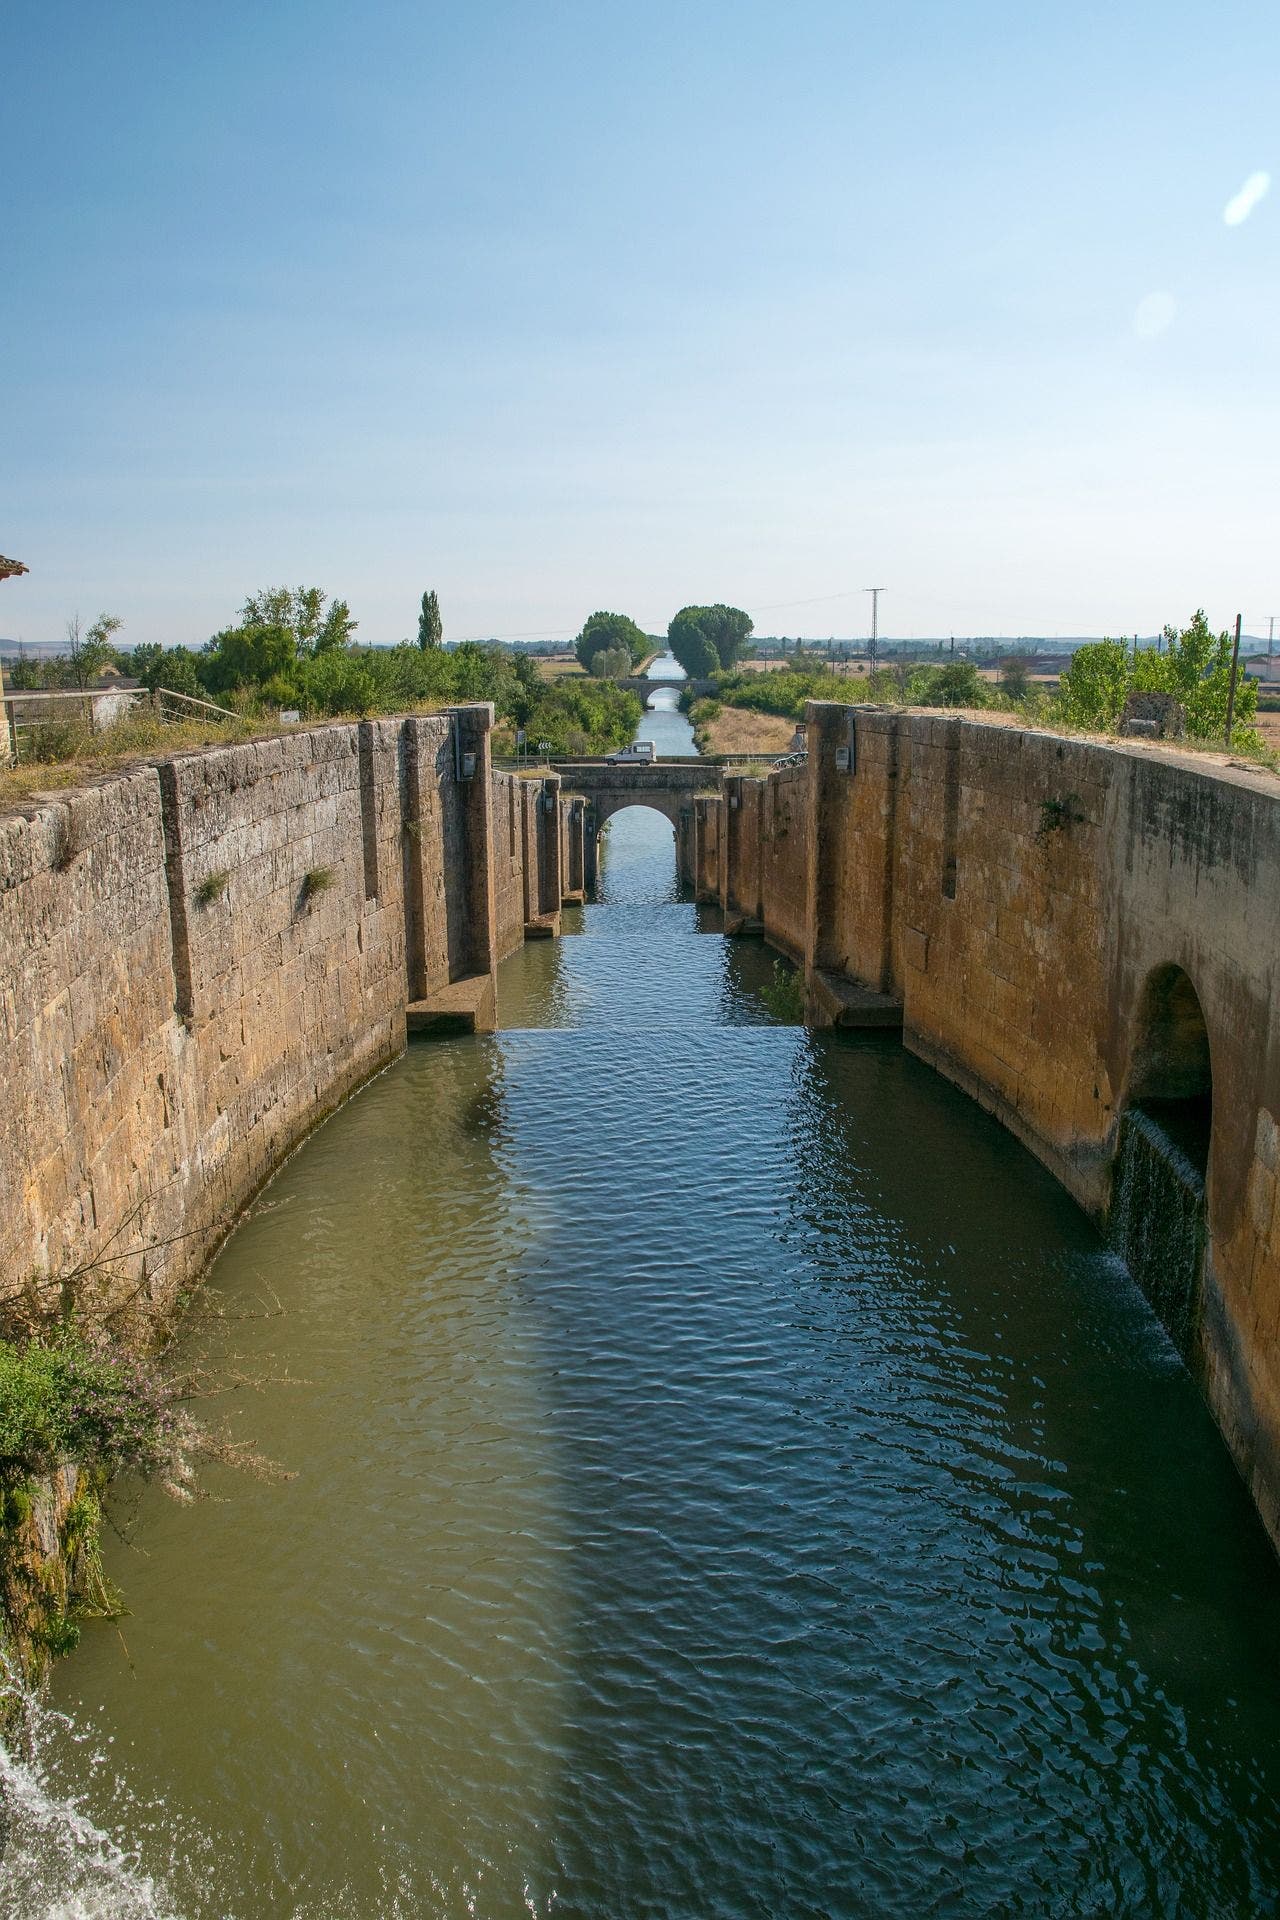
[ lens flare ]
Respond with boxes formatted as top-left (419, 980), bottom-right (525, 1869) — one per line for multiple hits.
top-left (1224, 171), bottom-right (1271, 226)
top-left (1133, 291), bottom-right (1176, 339)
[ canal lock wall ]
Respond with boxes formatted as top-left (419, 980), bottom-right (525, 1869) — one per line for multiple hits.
top-left (0, 706), bottom-right (583, 1693)
top-left (5, 691), bottom-right (1280, 1672)
top-left (696, 702), bottom-right (1280, 1556)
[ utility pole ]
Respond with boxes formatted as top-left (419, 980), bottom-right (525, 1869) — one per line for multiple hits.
top-left (1269, 614), bottom-right (1276, 678)
top-left (1225, 613), bottom-right (1243, 746)
top-left (864, 588), bottom-right (886, 674)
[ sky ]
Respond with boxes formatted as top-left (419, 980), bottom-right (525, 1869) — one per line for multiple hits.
top-left (3, 0), bottom-right (1278, 649)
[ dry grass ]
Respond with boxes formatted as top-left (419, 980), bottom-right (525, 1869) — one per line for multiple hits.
top-left (700, 707), bottom-right (797, 756)
top-left (0, 711), bottom-right (282, 812)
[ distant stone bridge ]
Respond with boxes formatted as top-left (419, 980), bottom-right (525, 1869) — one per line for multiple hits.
top-left (615, 675), bottom-right (717, 706)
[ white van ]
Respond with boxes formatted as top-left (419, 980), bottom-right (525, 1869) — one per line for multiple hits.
top-left (608, 740), bottom-right (657, 764)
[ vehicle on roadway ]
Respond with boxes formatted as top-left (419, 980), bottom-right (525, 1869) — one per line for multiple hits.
top-left (608, 740), bottom-right (657, 764)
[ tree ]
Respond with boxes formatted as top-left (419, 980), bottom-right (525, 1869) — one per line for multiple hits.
top-left (923, 660), bottom-right (985, 707)
top-left (239, 587), bottom-right (356, 656)
top-left (666, 612), bottom-right (719, 677)
top-left (589, 645), bottom-right (632, 679)
top-left (1055, 613), bottom-right (1258, 743)
top-left (201, 622), bottom-right (298, 694)
top-left (66, 612), bottom-right (123, 689)
top-left (127, 642), bottom-right (203, 698)
top-left (574, 610), bottom-right (648, 672)
top-left (999, 655), bottom-right (1030, 700)
top-left (417, 590), bottom-right (443, 650)
top-left (1056, 639), bottom-right (1131, 731)
top-left (666, 603), bottom-right (754, 676)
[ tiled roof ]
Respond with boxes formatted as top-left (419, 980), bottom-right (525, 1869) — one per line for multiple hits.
top-left (0, 556), bottom-right (29, 580)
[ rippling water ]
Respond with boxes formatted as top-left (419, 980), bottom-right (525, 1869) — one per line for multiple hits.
top-left (13, 691), bottom-right (1280, 1917)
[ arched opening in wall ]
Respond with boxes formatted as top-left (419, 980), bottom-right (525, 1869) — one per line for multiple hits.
top-left (1111, 963), bottom-right (1213, 1363)
top-left (1126, 963), bottom-right (1213, 1173)
top-left (646, 687), bottom-right (681, 713)
top-left (597, 804), bottom-right (679, 907)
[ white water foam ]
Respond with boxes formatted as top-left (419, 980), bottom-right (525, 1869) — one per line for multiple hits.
top-left (0, 1656), bottom-right (184, 1920)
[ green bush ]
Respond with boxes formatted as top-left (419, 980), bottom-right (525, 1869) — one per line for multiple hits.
top-left (0, 1327), bottom-right (174, 1482)
top-left (1054, 612), bottom-right (1262, 747)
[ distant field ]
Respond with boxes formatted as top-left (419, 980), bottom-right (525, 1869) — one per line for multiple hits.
top-left (534, 654), bottom-right (586, 679)
top-left (736, 657), bottom-right (870, 678)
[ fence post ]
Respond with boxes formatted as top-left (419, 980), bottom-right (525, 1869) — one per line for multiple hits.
top-left (0, 656), bottom-right (13, 765)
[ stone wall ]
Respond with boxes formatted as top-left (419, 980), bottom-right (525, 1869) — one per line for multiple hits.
top-left (723, 777), bottom-right (763, 925)
top-left (0, 708), bottom-right (565, 1318)
top-left (730, 702), bottom-right (1280, 1551)
top-left (491, 768), bottom-right (528, 962)
top-left (759, 766), bottom-right (808, 961)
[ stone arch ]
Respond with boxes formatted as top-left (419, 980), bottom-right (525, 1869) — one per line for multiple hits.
top-left (1125, 962), bottom-right (1213, 1172)
top-left (592, 793), bottom-right (683, 832)
top-left (1111, 962), bottom-right (1213, 1362)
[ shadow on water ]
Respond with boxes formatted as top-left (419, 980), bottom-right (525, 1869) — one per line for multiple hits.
top-left (516, 1022), bottom-right (1280, 1918)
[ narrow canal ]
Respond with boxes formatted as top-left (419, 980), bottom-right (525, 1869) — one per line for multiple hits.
top-left (12, 665), bottom-right (1280, 1917)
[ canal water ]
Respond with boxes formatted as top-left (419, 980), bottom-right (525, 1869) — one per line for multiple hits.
top-left (10, 667), bottom-right (1280, 1916)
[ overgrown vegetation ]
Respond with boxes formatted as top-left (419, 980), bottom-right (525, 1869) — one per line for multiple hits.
top-left (3, 587), bottom-right (645, 790)
top-left (0, 1243), bottom-right (289, 1683)
top-left (195, 868), bottom-right (231, 906)
top-left (1036, 794), bottom-right (1085, 842)
top-left (1055, 611), bottom-right (1261, 748)
top-left (698, 610), bottom-right (1271, 763)
top-left (300, 865), bottom-right (336, 904)
top-left (705, 658), bottom-right (995, 720)
top-left (761, 958), bottom-right (805, 1023)
top-left (0, 1326), bottom-right (185, 1491)
top-left (0, 1320), bottom-right (198, 1672)
top-left (0, 710), bottom-right (273, 805)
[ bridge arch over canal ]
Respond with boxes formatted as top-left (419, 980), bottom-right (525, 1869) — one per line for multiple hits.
top-left (549, 759), bottom-right (725, 893)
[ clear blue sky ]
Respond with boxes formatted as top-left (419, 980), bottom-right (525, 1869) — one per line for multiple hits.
top-left (5, 0), bottom-right (1278, 647)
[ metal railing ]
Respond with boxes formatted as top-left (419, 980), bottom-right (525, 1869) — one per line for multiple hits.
top-left (150, 686), bottom-right (238, 723)
top-left (2, 682), bottom-right (237, 766)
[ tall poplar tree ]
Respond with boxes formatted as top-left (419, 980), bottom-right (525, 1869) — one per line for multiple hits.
top-left (418, 590), bottom-right (443, 650)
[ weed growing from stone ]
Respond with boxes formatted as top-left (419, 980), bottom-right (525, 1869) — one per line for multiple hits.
top-left (761, 958), bottom-right (805, 1024)
top-left (195, 868), bottom-right (231, 906)
top-left (1036, 793), bottom-right (1085, 842)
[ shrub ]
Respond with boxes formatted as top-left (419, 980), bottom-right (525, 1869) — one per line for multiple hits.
top-left (301, 865), bottom-right (336, 903)
top-left (761, 958), bottom-right (805, 1023)
top-left (1054, 613), bottom-right (1263, 748)
top-left (0, 1327), bottom-right (177, 1483)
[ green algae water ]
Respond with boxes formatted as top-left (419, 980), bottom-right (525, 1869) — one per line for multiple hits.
top-left (11, 683), bottom-right (1280, 1916)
